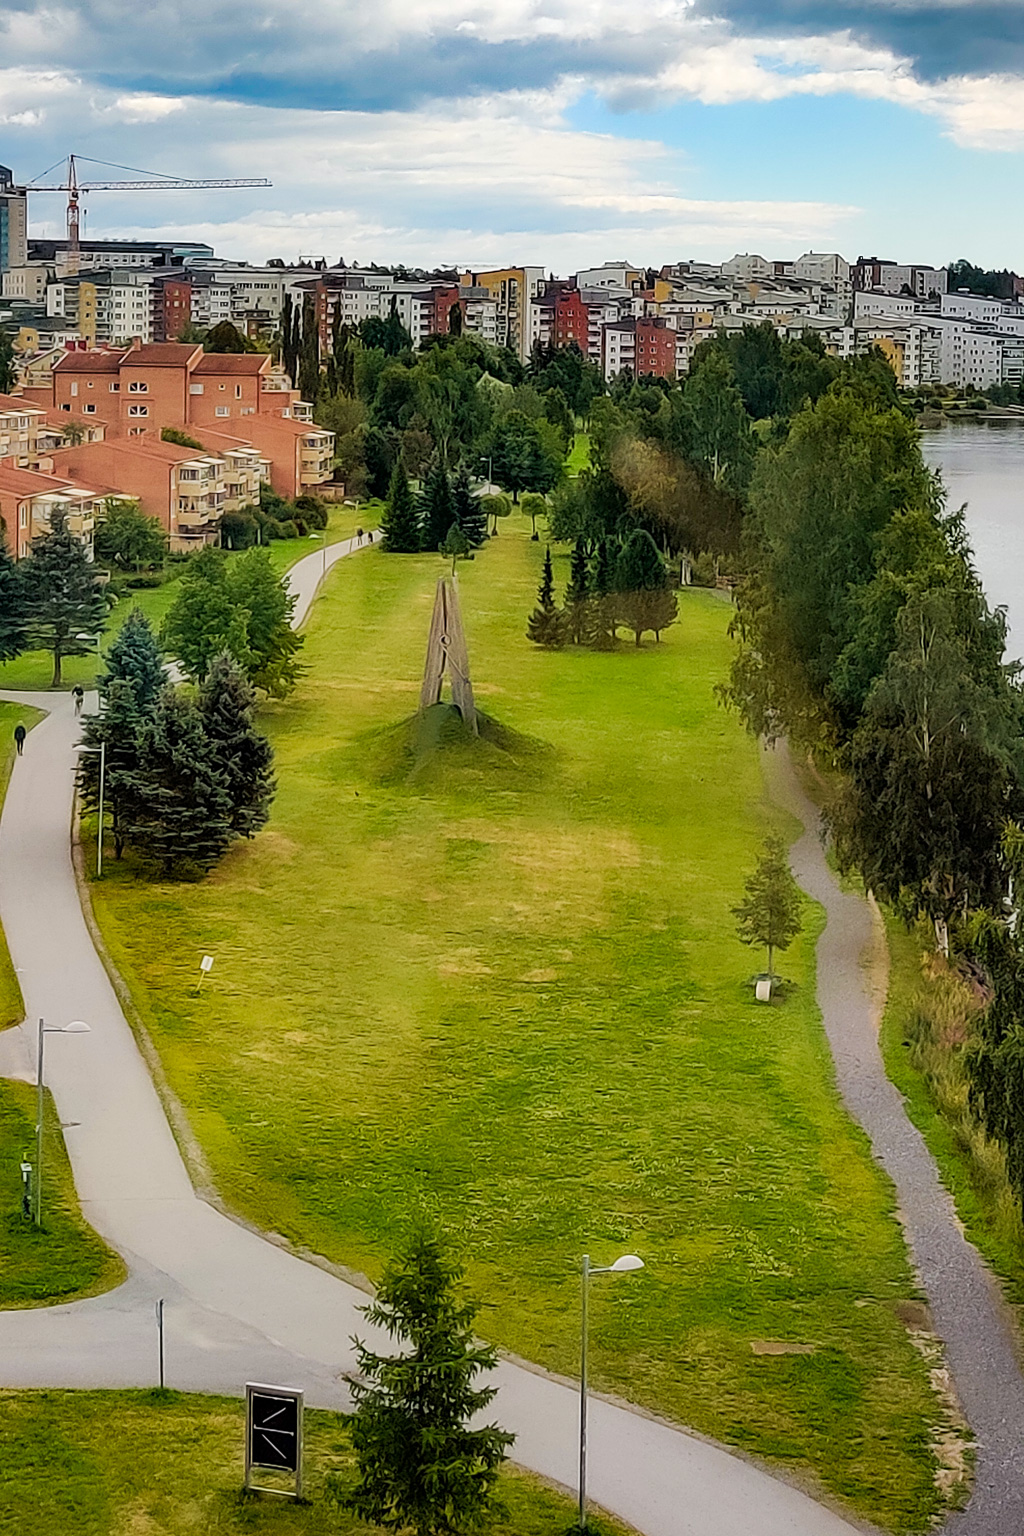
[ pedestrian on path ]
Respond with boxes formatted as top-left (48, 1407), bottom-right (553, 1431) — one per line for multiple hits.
top-left (356, 526), bottom-right (364, 544)
top-left (13, 723), bottom-right (26, 756)
top-left (72, 685), bottom-right (84, 716)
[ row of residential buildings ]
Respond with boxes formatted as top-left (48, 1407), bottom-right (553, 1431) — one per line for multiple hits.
top-left (0, 341), bottom-right (334, 559)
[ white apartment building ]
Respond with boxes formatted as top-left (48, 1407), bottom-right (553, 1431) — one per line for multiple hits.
top-left (575, 262), bottom-right (641, 290)
top-left (47, 270), bottom-right (156, 344)
top-left (793, 252), bottom-right (851, 296)
top-left (722, 253), bottom-right (772, 282)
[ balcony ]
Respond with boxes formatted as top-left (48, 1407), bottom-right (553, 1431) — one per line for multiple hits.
top-left (177, 509), bottom-right (219, 529)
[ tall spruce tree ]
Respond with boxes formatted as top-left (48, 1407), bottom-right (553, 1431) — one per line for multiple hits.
top-left (100, 607), bottom-right (167, 709)
top-left (125, 689), bottom-right (234, 876)
top-left (564, 538), bottom-right (592, 645)
top-left (77, 678), bottom-right (147, 860)
top-left (0, 524), bottom-right (27, 663)
top-left (21, 510), bottom-right (109, 686)
top-left (381, 463), bottom-right (422, 553)
top-left (280, 293), bottom-right (299, 386)
top-left (298, 293), bottom-right (320, 403)
top-left (590, 536), bottom-right (618, 649)
top-left (200, 651), bottom-right (276, 838)
top-left (614, 529), bottom-right (678, 646)
top-left (419, 460), bottom-right (455, 553)
top-left (526, 547), bottom-right (565, 648)
top-left (344, 1228), bottom-right (514, 1536)
top-left (451, 463), bottom-right (487, 547)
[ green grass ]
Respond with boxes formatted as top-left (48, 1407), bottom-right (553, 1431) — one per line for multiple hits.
top-left (0, 1390), bottom-right (621, 1536)
top-left (86, 526), bottom-right (945, 1530)
top-left (566, 432), bottom-right (591, 475)
top-left (0, 704), bottom-right (43, 1029)
top-left (0, 505), bottom-right (381, 693)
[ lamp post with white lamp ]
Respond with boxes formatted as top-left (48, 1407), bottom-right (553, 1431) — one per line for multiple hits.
top-left (308, 530), bottom-right (327, 576)
top-left (578, 1253), bottom-right (644, 1532)
top-left (34, 1018), bottom-right (90, 1226)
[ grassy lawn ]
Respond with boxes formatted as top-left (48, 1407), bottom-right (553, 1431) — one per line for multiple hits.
top-left (0, 1390), bottom-right (619, 1536)
top-left (0, 505), bottom-right (381, 693)
top-left (86, 519), bottom-right (945, 1530)
top-left (0, 704), bottom-right (44, 1030)
top-left (566, 432), bottom-right (591, 475)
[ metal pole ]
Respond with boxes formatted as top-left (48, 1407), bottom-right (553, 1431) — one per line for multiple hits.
top-left (96, 739), bottom-right (105, 878)
top-left (579, 1253), bottom-right (589, 1532)
top-left (156, 1298), bottom-right (165, 1388)
top-left (34, 1018), bottom-right (44, 1226)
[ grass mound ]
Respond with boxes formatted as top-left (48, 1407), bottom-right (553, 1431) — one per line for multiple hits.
top-left (366, 702), bottom-right (554, 791)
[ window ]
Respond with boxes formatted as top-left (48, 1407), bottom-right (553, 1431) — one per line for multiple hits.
top-left (215, 406), bottom-right (230, 417)
top-left (83, 404), bottom-right (96, 414)
top-left (87, 381), bottom-right (94, 389)
top-left (128, 381), bottom-right (148, 394)
top-left (235, 384), bottom-right (242, 398)
top-left (189, 384), bottom-right (204, 395)
top-left (70, 382), bottom-right (78, 397)
top-left (128, 404), bottom-right (149, 417)
top-left (109, 382), bottom-right (119, 393)
top-left (61, 403), bottom-right (71, 412)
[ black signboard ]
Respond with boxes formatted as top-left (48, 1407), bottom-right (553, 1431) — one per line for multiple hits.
top-left (245, 1383), bottom-right (303, 1497)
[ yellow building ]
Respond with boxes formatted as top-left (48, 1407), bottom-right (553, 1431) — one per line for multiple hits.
top-left (460, 266), bottom-right (544, 361)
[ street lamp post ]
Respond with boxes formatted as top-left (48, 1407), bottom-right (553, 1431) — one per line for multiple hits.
top-left (34, 1018), bottom-right (90, 1226)
top-left (308, 531), bottom-right (327, 575)
top-left (75, 741), bottom-right (106, 877)
top-left (578, 1253), bottom-right (644, 1533)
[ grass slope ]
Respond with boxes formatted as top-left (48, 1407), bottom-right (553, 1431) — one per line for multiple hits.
top-left (88, 525), bottom-right (942, 1530)
top-left (0, 505), bottom-right (380, 693)
top-left (0, 703), bottom-right (43, 1030)
top-left (0, 1390), bottom-right (620, 1536)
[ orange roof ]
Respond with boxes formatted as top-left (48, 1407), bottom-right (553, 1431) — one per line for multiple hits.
top-left (0, 393), bottom-right (46, 415)
top-left (121, 343), bottom-right (202, 368)
top-left (193, 353), bottom-right (270, 375)
top-left (188, 428), bottom-right (267, 454)
top-left (59, 437), bottom-right (210, 466)
top-left (53, 350), bottom-right (128, 374)
top-left (0, 465), bottom-right (83, 495)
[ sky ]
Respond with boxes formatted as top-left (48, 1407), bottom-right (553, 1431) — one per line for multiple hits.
top-left (2, 0), bottom-right (1024, 273)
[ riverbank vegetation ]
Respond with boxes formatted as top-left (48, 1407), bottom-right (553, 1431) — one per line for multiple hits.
top-left (87, 525), bottom-right (948, 1531)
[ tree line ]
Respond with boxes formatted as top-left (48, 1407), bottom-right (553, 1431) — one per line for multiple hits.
top-left (527, 530), bottom-right (678, 649)
top-left (718, 357), bottom-right (1024, 1214)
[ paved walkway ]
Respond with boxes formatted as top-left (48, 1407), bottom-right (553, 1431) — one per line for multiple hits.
top-left (767, 746), bottom-right (1024, 1536)
top-left (0, 540), bottom-right (885, 1536)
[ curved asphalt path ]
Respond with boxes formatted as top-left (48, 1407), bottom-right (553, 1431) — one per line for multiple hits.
top-left (0, 533), bottom-right (865, 1536)
top-left (766, 745), bottom-right (1024, 1536)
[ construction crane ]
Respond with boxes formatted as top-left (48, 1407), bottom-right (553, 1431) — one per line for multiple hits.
top-left (25, 154), bottom-right (272, 275)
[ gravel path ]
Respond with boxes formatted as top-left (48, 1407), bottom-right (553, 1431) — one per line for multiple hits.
top-left (767, 745), bottom-right (1024, 1534)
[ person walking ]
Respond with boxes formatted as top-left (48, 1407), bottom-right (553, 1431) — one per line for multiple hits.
top-left (72, 685), bottom-right (84, 717)
top-left (13, 724), bottom-right (26, 756)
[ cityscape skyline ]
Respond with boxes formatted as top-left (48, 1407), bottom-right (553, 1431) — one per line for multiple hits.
top-left (2, 2), bottom-right (1024, 268)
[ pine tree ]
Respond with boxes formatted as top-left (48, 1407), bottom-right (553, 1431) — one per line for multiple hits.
top-left (613, 529), bottom-right (678, 646)
top-left (419, 460), bottom-right (455, 553)
top-left (0, 524), bottom-right (27, 663)
top-left (100, 607), bottom-right (167, 710)
top-left (124, 689), bottom-right (234, 876)
top-left (448, 299), bottom-right (463, 337)
top-left (589, 537), bottom-right (617, 650)
top-left (200, 651), bottom-right (276, 838)
top-left (381, 463), bottom-right (422, 553)
top-left (21, 510), bottom-right (109, 686)
top-left (732, 835), bottom-right (802, 979)
top-left (526, 547), bottom-right (565, 648)
top-left (344, 1228), bottom-right (514, 1536)
top-left (280, 293), bottom-right (299, 386)
top-left (298, 293), bottom-right (321, 403)
top-left (451, 463), bottom-right (487, 547)
top-left (77, 678), bottom-right (146, 860)
top-left (564, 538), bottom-right (592, 645)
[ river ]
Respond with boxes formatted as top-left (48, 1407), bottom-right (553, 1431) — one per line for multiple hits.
top-left (920, 420), bottom-right (1024, 658)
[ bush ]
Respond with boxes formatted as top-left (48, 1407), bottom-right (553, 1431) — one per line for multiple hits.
top-left (220, 511), bottom-right (260, 550)
top-left (294, 494), bottom-right (329, 530)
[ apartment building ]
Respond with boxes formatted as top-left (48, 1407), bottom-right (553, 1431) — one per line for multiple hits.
top-left (50, 437), bottom-right (227, 551)
top-left (459, 267), bottom-right (544, 361)
top-left (47, 271), bottom-right (157, 345)
top-left (0, 464), bottom-right (100, 559)
top-left (0, 391), bottom-right (106, 468)
top-left (28, 238), bottom-right (213, 274)
top-left (601, 316), bottom-right (679, 382)
top-left (852, 258), bottom-right (947, 298)
top-left (0, 167), bottom-right (28, 274)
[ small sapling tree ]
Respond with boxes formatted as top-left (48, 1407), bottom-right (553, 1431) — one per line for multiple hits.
top-left (732, 835), bottom-right (802, 981)
top-left (441, 521), bottom-right (471, 576)
top-left (344, 1227), bottom-right (514, 1536)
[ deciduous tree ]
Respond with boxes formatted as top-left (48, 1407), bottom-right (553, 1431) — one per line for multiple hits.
top-left (94, 499), bottom-right (168, 572)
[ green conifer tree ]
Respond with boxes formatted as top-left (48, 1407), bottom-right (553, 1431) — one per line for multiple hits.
top-left (526, 547), bottom-right (566, 648)
top-left (613, 529), bottom-right (678, 646)
top-left (0, 524), bottom-right (27, 663)
top-left (77, 678), bottom-right (146, 860)
top-left (589, 536), bottom-right (618, 649)
top-left (451, 463), bottom-right (487, 547)
top-left (0, 326), bottom-right (14, 395)
top-left (381, 463), bottom-right (422, 552)
top-left (419, 460), bottom-right (455, 553)
top-left (199, 651), bottom-right (276, 839)
top-left (21, 510), bottom-right (109, 686)
top-left (124, 690), bottom-right (234, 876)
top-left (564, 538), bottom-right (592, 645)
top-left (344, 1228), bottom-right (514, 1536)
top-left (100, 607), bottom-right (167, 710)
top-left (732, 835), bottom-right (802, 979)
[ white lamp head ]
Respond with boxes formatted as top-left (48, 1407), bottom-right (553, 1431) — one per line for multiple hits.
top-left (64, 1020), bottom-right (91, 1034)
top-left (609, 1255), bottom-right (644, 1272)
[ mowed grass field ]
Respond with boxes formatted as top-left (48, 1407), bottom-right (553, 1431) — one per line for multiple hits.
top-left (88, 524), bottom-right (943, 1529)
top-left (0, 1391), bottom-right (621, 1536)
